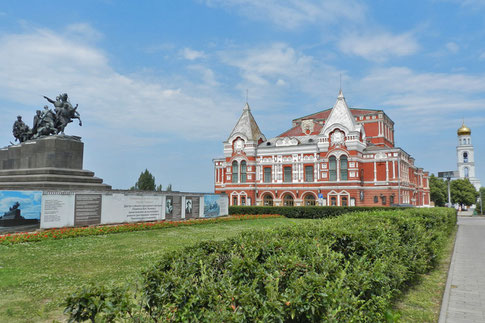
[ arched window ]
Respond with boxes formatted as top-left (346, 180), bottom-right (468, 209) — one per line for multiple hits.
top-left (240, 161), bottom-right (247, 183)
top-left (329, 156), bottom-right (337, 181)
top-left (283, 194), bottom-right (294, 206)
top-left (232, 161), bottom-right (238, 183)
top-left (330, 196), bottom-right (337, 206)
top-left (341, 196), bottom-right (348, 206)
top-left (464, 167), bottom-right (469, 178)
top-left (463, 152), bottom-right (468, 163)
top-left (304, 194), bottom-right (316, 206)
top-left (340, 156), bottom-right (348, 180)
top-left (263, 194), bottom-right (273, 206)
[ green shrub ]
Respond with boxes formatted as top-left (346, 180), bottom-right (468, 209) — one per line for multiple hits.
top-left (229, 205), bottom-right (404, 218)
top-left (65, 208), bottom-right (456, 322)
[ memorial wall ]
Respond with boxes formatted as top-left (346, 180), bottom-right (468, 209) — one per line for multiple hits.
top-left (0, 190), bottom-right (228, 231)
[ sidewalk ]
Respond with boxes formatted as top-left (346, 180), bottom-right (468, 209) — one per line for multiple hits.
top-left (439, 216), bottom-right (485, 323)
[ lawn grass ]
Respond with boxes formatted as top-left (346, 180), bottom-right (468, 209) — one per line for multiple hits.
top-left (0, 217), bottom-right (298, 323)
top-left (394, 226), bottom-right (457, 322)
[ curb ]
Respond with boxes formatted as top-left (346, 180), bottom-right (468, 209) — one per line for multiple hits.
top-left (438, 222), bottom-right (460, 323)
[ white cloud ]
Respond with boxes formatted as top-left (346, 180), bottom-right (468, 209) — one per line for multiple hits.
top-left (181, 47), bottom-right (205, 60)
top-left (446, 41), bottom-right (459, 53)
top-left (202, 0), bottom-right (366, 29)
top-left (338, 31), bottom-right (419, 61)
top-left (218, 43), bottom-right (342, 109)
top-left (65, 23), bottom-right (103, 42)
top-left (357, 67), bottom-right (485, 133)
top-left (0, 26), bottom-right (238, 142)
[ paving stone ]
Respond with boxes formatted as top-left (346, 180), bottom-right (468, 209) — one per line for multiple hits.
top-left (439, 216), bottom-right (485, 323)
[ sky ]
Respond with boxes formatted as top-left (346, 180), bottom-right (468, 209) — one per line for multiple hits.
top-left (0, 0), bottom-right (484, 192)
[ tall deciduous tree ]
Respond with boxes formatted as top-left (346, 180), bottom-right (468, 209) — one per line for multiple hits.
top-left (429, 174), bottom-right (448, 207)
top-left (131, 169), bottom-right (156, 191)
top-left (450, 178), bottom-right (478, 207)
top-left (478, 187), bottom-right (485, 215)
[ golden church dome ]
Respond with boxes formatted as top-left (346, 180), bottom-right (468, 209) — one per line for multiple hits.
top-left (457, 123), bottom-right (471, 136)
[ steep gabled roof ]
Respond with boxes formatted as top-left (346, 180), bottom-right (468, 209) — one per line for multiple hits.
top-left (321, 90), bottom-right (359, 134)
top-left (294, 107), bottom-right (381, 123)
top-left (228, 103), bottom-right (265, 141)
top-left (278, 122), bottom-right (323, 137)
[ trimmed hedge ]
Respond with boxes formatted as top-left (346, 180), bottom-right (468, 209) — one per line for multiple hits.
top-left (230, 205), bottom-right (405, 219)
top-left (65, 208), bottom-right (456, 322)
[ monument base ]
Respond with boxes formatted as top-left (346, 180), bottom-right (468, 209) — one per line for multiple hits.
top-left (0, 136), bottom-right (111, 190)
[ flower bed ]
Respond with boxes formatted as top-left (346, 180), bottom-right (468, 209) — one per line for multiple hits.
top-left (0, 214), bottom-right (282, 245)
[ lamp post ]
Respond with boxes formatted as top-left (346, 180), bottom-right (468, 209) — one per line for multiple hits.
top-left (480, 189), bottom-right (483, 215)
top-left (438, 171), bottom-right (456, 207)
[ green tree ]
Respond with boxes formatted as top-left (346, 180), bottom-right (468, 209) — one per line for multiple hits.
top-left (429, 174), bottom-right (448, 207)
top-left (166, 184), bottom-right (172, 192)
top-left (131, 169), bottom-right (156, 191)
top-left (450, 178), bottom-right (478, 208)
top-left (478, 187), bottom-right (485, 215)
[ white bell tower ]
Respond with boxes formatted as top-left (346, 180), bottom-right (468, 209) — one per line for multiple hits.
top-left (457, 122), bottom-right (481, 190)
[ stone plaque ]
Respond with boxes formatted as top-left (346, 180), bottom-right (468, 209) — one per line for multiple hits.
top-left (75, 194), bottom-right (102, 227)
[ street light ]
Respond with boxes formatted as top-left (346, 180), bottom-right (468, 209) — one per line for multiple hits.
top-left (438, 171), bottom-right (457, 207)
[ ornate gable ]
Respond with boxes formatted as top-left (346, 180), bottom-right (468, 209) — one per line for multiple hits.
top-left (228, 103), bottom-right (266, 143)
top-left (321, 90), bottom-right (358, 135)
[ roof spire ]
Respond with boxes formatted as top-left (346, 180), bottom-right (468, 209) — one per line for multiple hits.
top-left (243, 89), bottom-right (250, 111)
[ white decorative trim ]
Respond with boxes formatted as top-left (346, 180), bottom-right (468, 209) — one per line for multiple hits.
top-left (276, 137), bottom-right (299, 147)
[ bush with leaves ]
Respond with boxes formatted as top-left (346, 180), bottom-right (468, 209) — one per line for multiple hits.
top-left (229, 205), bottom-right (404, 218)
top-left (65, 208), bottom-right (456, 322)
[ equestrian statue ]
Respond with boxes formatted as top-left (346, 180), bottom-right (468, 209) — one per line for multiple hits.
top-left (12, 93), bottom-right (82, 143)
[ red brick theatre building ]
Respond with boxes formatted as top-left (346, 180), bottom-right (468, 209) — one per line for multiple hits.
top-left (213, 91), bottom-right (430, 207)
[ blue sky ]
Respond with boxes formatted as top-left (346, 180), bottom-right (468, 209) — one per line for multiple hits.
top-left (1, 0), bottom-right (484, 192)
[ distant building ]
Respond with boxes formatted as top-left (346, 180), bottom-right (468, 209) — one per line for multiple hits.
top-left (456, 122), bottom-right (481, 190)
top-left (213, 91), bottom-right (430, 207)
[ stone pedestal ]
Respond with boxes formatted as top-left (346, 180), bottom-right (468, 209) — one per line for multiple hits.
top-left (0, 136), bottom-right (111, 190)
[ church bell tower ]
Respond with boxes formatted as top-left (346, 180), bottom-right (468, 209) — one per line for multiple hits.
top-left (457, 122), bottom-right (481, 190)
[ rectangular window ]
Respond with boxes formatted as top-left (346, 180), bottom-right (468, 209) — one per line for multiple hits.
top-left (382, 196), bottom-right (386, 205)
top-left (232, 196), bottom-right (238, 206)
top-left (374, 196), bottom-right (378, 203)
top-left (263, 167), bottom-right (272, 183)
top-left (284, 166), bottom-right (292, 183)
top-left (241, 196), bottom-right (246, 205)
top-left (304, 166), bottom-right (314, 182)
top-left (390, 195), bottom-right (394, 205)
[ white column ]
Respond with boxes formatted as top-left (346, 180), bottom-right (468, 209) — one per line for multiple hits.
top-left (181, 196), bottom-right (186, 219)
top-left (386, 161), bottom-right (389, 182)
top-left (373, 161), bottom-right (377, 182)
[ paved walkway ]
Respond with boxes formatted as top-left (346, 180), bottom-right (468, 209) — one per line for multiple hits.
top-left (440, 216), bottom-right (485, 323)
